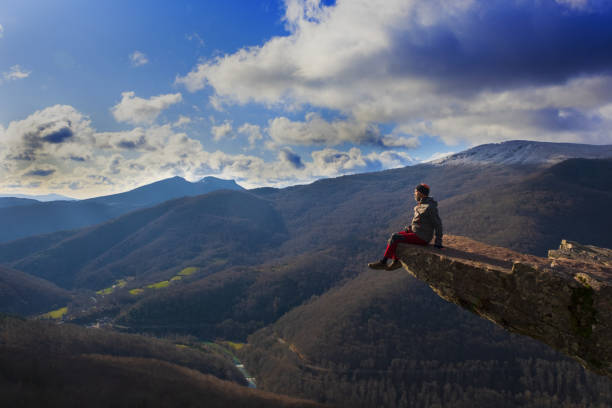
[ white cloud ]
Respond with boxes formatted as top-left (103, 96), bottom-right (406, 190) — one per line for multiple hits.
top-left (175, 0), bottom-right (473, 105)
top-left (308, 147), bottom-right (413, 178)
top-left (211, 120), bottom-right (232, 141)
top-left (0, 24), bottom-right (4, 38)
top-left (3, 65), bottom-right (31, 81)
top-left (238, 123), bottom-right (263, 148)
top-left (130, 51), bottom-right (149, 67)
top-left (381, 134), bottom-right (420, 149)
top-left (173, 115), bottom-right (192, 128)
top-left (95, 127), bottom-right (150, 151)
top-left (399, 74), bottom-right (612, 146)
top-left (266, 113), bottom-right (419, 149)
top-left (370, 150), bottom-right (415, 168)
top-left (0, 105), bottom-right (95, 186)
top-left (267, 113), bottom-right (380, 147)
top-left (111, 91), bottom-right (182, 125)
top-left (309, 147), bottom-right (368, 177)
top-left (0, 104), bottom-right (418, 197)
top-left (176, 0), bottom-right (612, 147)
top-left (208, 94), bottom-right (226, 112)
top-left (186, 32), bottom-right (205, 47)
top-left (0, 105), bottom-right (211, 196)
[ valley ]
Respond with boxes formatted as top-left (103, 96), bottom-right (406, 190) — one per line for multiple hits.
top-left (1, 141), bottom-right (612, 407)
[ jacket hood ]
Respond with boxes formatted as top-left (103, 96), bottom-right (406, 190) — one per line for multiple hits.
top-left (420, 196), bottom-right (437, 206)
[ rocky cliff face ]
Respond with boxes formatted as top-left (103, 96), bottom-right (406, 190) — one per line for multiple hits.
top-left (397, 235), bottom-right (612, 379)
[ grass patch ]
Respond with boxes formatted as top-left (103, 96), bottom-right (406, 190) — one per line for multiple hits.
top-left (146, 281), bottom-right (170, 289)
top-left (178, 267), bottom-right (198, 276)
top-left (40, 306), bottom-right (68, 320)
top-left (96, 279), bottom-right (128, 295)
top-left (224, 341), bottom-right (245, 351)
top-left (96, 287), bottom-right (114, 295)
top-left (127, 268), bottom-right (194, 296)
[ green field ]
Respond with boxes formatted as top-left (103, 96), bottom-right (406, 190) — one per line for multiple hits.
top-left (129, 267), bottom-right (198, 295)
top-left (96, 279), bottom-right (127, 295)
top-left (223, 341), bottom-right (246, 351)
top-left (146, 280), bottom-right (170, 289)
top-left (40, 306), bottom-right (68, 320)
top-left (178, 267), bottom-right (198, 276)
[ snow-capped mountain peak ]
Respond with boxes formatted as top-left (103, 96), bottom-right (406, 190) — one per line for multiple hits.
top-left (431, 140), bottom-right (612, 166)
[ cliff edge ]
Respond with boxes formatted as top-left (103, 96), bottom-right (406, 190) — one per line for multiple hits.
top-left (396, 235), bottom-right (612, 379)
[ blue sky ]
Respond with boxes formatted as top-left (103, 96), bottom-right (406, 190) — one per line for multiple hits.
top-left (1, 0), bottom-right (611, 198)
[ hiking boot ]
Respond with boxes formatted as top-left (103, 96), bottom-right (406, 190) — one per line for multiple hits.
top-left (368, 260), bottom-right (388, 270)
top-left (386, 259), bottom-right (402, 270)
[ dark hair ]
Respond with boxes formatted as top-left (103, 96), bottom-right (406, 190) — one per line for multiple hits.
top-left (415, 183), bottom-right (430, 196)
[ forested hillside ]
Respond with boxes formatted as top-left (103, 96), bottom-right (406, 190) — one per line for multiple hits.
top-left (0, 314), bottom-right (322, 408)
top-left (240, 269), bottom-right (612, 407)
top-left (441, 158), bottom-right (612, 255)
top-left (0, 266), bottom-right (71, 315)
top-left (1, 154), bottom-right (611, 407)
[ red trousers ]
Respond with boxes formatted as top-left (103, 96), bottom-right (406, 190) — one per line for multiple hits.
top-left (383, 230), bottom-right (427, 260)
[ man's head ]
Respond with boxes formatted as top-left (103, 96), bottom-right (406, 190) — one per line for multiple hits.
top-left (414, 183), bottom-right (430, 201)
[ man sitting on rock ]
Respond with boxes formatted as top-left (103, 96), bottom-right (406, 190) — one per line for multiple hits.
top-left (369, 183), bottom-right (444, 271)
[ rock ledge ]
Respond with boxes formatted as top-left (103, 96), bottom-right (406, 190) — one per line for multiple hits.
top-left (397, 235), bottom-right (612, 379)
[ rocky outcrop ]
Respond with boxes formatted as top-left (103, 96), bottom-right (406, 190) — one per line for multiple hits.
top-left (396, 235), bottom-right (612, 379)
top-left (548, 239), bottom-right (612, 266)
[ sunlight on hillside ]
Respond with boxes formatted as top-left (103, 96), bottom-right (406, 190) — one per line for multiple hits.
top-left (146, 280), bottom-right (170, 289)
top-left (128, 267), bottom-right (199, 295)
top-left (179, 267), bottom-right (198, 276)
top-left (224, 341), bottom-right (245, 351)
top-left (96, 279), bottom-right (127, 295)
top-left (40, 306), bottom-right (68, 319)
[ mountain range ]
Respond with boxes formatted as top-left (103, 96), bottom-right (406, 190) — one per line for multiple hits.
top-left (1, 140), bottom-right (611, 407)
top-left (0, 176), bottom-right (243, 243)
top-left (432, 139), bottom-right (612, 166)
top-left (0, 193), bottom-right (76, 201)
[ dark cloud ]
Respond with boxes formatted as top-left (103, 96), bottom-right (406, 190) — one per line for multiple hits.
top-left (320, 152), bottom-right (348, 164)
top-left (118, 141), bottom-right (138, 149)
top-left (279, 148), bottom-right (305, 169)
top-left (86, 174), bottom-right (114, 185)
top-left (43, 127), bottom-right (74, 144)
top-left (25, 169), bottom-right (56, 177)
top-left (116, 135), bottom-right (147, 150)
top-left (109, 157), bottom-right (122, 174)
top-left (129, 163), bottom-right (145, 171)
top-left (12, 123), bottom-right (75, 164)
top-left (70, 156), bottom-right (86, 162)
top-left (389, 1), bottom-right (612, 92)
top-left (527, 108), bottom-right (598, 131)
top-left (7, 151), bottom-right (36, 161)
